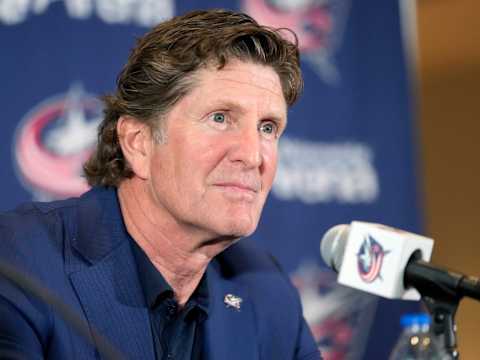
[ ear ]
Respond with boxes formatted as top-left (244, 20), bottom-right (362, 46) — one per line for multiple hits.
top-left (117, 116), bottom-right (152, 180)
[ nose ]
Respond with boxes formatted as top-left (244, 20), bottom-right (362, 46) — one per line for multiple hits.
top-left (228, 124), bottom-right (263, 169)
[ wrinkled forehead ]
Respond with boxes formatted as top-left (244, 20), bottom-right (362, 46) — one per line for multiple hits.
top-left (207, 61), bottom-right (283, 94)
top-left (180, 60), bottom-right (288, 118)
top-left (193, 58), bottom-right (288, 101)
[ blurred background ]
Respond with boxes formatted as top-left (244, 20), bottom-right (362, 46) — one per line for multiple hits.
top-left (0, 0), bottom-right (479, 358)
top-left (417, 0), bottom-right (480, 358)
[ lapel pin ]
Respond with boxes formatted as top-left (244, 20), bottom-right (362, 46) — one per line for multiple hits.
top-left (224, 294), bottom-right (242, 311)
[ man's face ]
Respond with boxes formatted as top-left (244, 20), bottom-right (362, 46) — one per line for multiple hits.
top-left (145, 60), bottom-right (287, 241)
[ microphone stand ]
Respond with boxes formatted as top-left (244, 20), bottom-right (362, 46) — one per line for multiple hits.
top-left (407, 260), bottom-right (463, 360)
top-left (422, 294), bottom-right (459, 360)
top-left (405, 250), bottom-right (480, 359)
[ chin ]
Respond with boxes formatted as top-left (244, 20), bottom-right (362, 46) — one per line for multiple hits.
top-left (202, 205), bottom-right (261, 239)
top-left (223, 221), bottom-right (257, 238)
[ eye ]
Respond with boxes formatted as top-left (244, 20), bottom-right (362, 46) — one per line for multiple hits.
top-left (206, 112), bottom-right (230, 130)
top-left (212, 112), bottom-right (226, 124)
top-left (259, 121), bottom-right (279, 138)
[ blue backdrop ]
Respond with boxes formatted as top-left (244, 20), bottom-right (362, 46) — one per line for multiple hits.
top-left (1, 1), bottom-right (422, 359)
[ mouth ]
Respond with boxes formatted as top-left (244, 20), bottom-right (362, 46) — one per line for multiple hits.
top-left (214, 182), bottom-right (259, 193)
top-left (213, 182), bottom-right (260, 201)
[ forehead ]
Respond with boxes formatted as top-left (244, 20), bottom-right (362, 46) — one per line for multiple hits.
top-left (186, 60), bottom-right (287, 114)
top-left (202, 61), bottom-right (283, 93)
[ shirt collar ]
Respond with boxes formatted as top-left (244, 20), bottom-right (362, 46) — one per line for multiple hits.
top-left (130, 237), bottom-right (173, 308)
top-left (129, 237), bottom-right (210, 317)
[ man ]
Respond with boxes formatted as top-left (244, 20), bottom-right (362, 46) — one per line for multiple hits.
top-left (0, 9), bottom-right (321, 360)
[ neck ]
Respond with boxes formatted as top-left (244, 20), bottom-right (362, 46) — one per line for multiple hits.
top-left (117, 177), bottom-right (230, 306)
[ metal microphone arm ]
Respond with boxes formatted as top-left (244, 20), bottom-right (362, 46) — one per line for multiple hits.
top-left (404, 251), bottom-right (480, 360)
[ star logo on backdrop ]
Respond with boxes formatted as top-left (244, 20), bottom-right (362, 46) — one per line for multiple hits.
top-left (14, 83), bottom-right (102, 200)
top-left (242, 0), bottom-right (350, 84)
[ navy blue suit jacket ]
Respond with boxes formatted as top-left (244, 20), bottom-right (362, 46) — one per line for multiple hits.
top-left (0, 187), bottom-right (321, 359)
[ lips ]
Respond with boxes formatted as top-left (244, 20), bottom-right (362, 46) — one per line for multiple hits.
top-left (213, 182), bottom-right (260, 193)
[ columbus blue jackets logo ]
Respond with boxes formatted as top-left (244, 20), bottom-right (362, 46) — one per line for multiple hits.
top-left (357, 234), bottom-right (389, 283)
top-left (14, 84), bottom-right (101, 200)
top-left (242, 0), bottom-right (350, 84)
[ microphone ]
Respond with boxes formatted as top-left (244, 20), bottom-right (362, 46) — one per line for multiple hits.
top-left (320, 221), bottom-right (433, 300)
top-left (320, 222), bottom-right (480, 301)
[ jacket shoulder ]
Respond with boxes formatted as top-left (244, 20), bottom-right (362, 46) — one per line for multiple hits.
top-left (0, 198), bottom-right (77, 254)
top-left (0, 197), bottom-right (81, 292)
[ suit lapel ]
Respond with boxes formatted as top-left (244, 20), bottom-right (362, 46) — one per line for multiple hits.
top-left (203, 263), bottom-right (259, 360)
top-left (68, 188), bottom-right (155, 359)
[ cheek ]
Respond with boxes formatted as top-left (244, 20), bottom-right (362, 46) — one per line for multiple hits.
top-left (172, 135), bottom-right (228, 186)
top-left (261, 143), bottom-right (279, 186)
